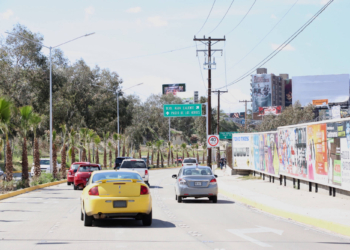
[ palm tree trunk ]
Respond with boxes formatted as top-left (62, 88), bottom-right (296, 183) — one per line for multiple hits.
top-left (115, 144), bottom-right (118, 158)
top-left (146, 149), bottom-right (149, 167)
top-left (53, 144), bottom-right (57, 179)
top-left (167, 149), bottom-right (170, 167)
top-left (182, 150), bottom-right (184, 159)
top-left (187, 150), bottom-right (189, 157)
top-left (109, 149), bottom-right (112, 168)
top-left (197, 150), bottom-right (199, 163)
top-left (127, 146), bottom-right (129, 157)
top-left (61, 144), bottom-right (66, 179)
top-left (88, 144), bottom-right (91, 163)
top-left (71, 147), bottom-right (75, 164)
top-left (156, 151), bottom-right (159, 168)
top-left (22, 137), bottom-right (29, 187)
top-left (5, 140), bottom-right (13, 182)
top-left (151, 150), bottom-right (154, 165)
top-left (34, 138), bottom-right (40, 177)
top-left (161, 150), bottom-right (164, 168)
top-left (139, 148), bottom-right (141, 159)
top-left (82, 148), bottom-right (86, 162)
top-left (103, 148), bottom-right (107, 169)
top-left (176, 152), bottom-right (179, 167)
top-left (171, 149), bottom-right (174, 165)
top-left (122, 143), bottom-right (125, 157)
top-left (95, 148), bottom-right (99, 164)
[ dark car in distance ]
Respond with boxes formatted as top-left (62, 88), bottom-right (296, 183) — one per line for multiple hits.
top-left (114, 157), bottom-right (133, 169)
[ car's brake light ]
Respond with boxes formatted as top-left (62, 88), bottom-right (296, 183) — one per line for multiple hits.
top-left (88, 186), bottom-right (99, 196)
top-left (182, 163), bottom-right (183, 166)
top-left (178, 178), bottom-right (186, 185)
top-left (210, 178), bottom-right (217, 183)
top-left (145, 169), bottom-right (148, 175)
top-left (140, 185), bottom-right (149, 195)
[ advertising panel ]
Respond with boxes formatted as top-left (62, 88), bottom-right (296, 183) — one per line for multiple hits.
top-left (229, 112), bottom-right (245, 118)
top-left (292, 74), bottom-right (349, 106)
top-left (251, 74), bottom-right (272, 113)
top-left (278, 127), bottom-right (307, 178)
top-left (162, 83), bottom-right (186, 95)
top-left (285, 79), bottom-right (292, 107)
top-left (232, 134), bottom-right (251, 170)
top-left (258, 106), bottom-right (282, 116)
top-left (312, 99), bottom-right (328, 106)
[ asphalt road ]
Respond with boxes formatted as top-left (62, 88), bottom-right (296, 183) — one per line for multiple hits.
top-left (0, 168), bottom-right (350, 250)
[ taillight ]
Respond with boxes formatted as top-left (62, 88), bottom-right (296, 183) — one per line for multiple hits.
top-left (210, 178), bottom-right (217, 183)
top-left (182, 163), bottom-right (183, 166)
top-left (145, 169), bottom-right (148, 175)
top-left (140, 185), bottom-right (149, 195)
top-left (88, 186), bottom-right (99, 196)
top-left (178, 178), bottom-right (186, 185)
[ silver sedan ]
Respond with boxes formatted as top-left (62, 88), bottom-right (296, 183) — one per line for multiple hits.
top-left (172, 166), bottom-right (218, 203)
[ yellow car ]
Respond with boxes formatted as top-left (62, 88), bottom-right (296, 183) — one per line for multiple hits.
top-left (80, 170), bottom-right (152, 227)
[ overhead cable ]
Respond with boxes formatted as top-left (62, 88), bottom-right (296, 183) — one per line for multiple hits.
top-left (226, 0), bottom-right (257, 35)
top-left (196, 0), bottom-right (217, 35)
top-left (208, 0), bottom-right (235, 34)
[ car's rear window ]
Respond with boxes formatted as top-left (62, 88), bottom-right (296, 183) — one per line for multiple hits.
top-left (183, 168), bottom-right (212, 176)
top-left (78, 166), bottom-right (100, 172)
top-left (120, 161), bottom-right (146, 169)
top-left (92, 172), bottom-right (142, 183)
top-left (71, 164), bottom-right (80, 170)
top-left (40, 160), bottom-right (50, 165)
top-left (183, 159), bottom-right (197, 163)
top-left (115, 158), bottom-right (126, 164)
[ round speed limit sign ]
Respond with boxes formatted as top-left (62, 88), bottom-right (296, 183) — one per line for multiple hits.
top-left (207, 135), bottom-right (220, 148)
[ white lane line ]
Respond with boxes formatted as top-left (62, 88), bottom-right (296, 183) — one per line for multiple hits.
top-left (227, 226), bottom-right (283, 248)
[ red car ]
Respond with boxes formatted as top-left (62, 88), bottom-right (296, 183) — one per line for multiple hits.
top-left (67, 162), bottom-right (90, 185)
top-left (73, 164), bottom-right (101, 190)
top-left (174, 157), bottom-right (183, 164)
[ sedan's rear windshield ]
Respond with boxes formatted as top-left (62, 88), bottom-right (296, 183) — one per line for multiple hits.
top-left (92, 172), bottom-right (142, 183)
top-left (120, 161), bottom-right (146, 169)
top-left (183, 168), bottom-right (212, 176)
top-left (71, 164), bottom-right (80, 170)
top-left (40, 160), bottom-right (50, 165)
top-left (183, 159), bottom-right (197, 163)
top-left (115, 158), bottom-right (129, 164)
top-left (78, 166), bottom-right (100, 172)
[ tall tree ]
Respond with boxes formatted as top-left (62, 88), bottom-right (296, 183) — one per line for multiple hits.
top-left (68, 129), bottom-right (77, 164)
top-left (155, 140), bottom-right (163, 168)
top-left (0, 98), bottom-right (13, 181)
top-left (52, 130), bottom-right (58, 179)
top-left (167, 141), bottom-right (171, 167)
top-left (146, 141), bottom-right (152, 167)
top-left (108, 141), bottom-right (113, 168)
top-left (181, 143), bottom-right (187, 160)
top-left (94, 135), bottom-right (101, 164)
top-left (31, 113), bottom-right (42, 177)
top-left (79, 128), bottom-right (88, 162)
top-left (60, 124), bottom-right (68, 178)
top-left (113, 133), bottom-right (120, 159)
top-left (19, 105), bottom-right (33, 187)
top-left (102, 132), bottom-right (110, 168)
top-left (86, 129), bottom-right (95, 163)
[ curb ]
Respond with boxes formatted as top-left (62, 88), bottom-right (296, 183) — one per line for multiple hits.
top-left (219, 188), bottom-right (350, 238)
top-left (0, 179), bottom-right (66, 201)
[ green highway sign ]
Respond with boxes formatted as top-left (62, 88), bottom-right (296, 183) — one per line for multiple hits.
top-left (219, 131), bottom-right (240, 140)
top-left (163, 104), bottom-right (202, 117)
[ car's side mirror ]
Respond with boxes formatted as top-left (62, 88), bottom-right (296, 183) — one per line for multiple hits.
top-left (172, 174), bottom-right (177, 179)
top-left (214, 175), bottom-right (218, 178)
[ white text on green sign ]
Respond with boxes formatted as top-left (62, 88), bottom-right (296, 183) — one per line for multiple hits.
top-left (163, 104), bottom-right (202, 117)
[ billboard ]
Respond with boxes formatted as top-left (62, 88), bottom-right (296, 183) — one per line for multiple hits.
top-left (162, 83), bottom-right (186, 95)
top-left (285, 79), bottom-right (292, 107)
top-left (312, 99), bottom-right (328, 106)
top-left (258, 106), bottom-right (282, 116)
top-left (176, 91), bottom-right (194, 104)
top-left (251, 74), bottom-right (272, 113)
top-left (292, 74), bottom-right (349, 106)
top-left (229, 112), bottom-right (245, 119)
top-left (232, 134), bottom-right (251, 170)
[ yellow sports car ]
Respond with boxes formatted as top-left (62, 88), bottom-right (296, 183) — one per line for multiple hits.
top-left (80, 170), bottom-right (152, 226)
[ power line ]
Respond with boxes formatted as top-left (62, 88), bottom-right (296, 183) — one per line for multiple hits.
top-left (227, 0), bottom-right (299, 70)
top-left (218, 0), bottom-right (334, 89)
top-left (208, 0), bottom-right (235, 34)
top-left (226, 0), bottom-right (257, 35)
top-left (196, 0), bottom-right (217, 35)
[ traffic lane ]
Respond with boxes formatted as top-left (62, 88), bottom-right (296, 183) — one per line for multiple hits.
top-left (156, 168), bottom-right (350, 250)
top-left (0, 177), bottom-right (209, 250)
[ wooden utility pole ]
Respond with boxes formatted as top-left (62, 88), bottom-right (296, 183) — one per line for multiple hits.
top-left (213, 90), bottom-right (228, 168)
top-left (239, 100), bottom-right (252, 132)
top-left (194, 36), bottom-right (225, 168)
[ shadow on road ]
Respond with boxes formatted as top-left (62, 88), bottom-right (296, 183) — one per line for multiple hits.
top-left (319, 242), bottom-right (350, 245)
top-left (182, 199), bottom-right (235, 204)
top-left (93, 218), bottom-right (175, 228)
top-left (0, 210), bottom-right (38, 212)
top-left (149, 186), bottom-right (163, 189)
top-left (0, 220), bottom-right (26, 222)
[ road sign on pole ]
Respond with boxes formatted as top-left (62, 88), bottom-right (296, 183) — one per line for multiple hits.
top-left (163, 104), bottom-right (202, 117)
top-left (207, 135), bottom-right (220, 148)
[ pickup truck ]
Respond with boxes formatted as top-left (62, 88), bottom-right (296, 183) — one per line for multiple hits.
top-left (182, 157), bottom-right (199, 167)
top-left (119, 159), bottom-right (150, 186)
top-left (30, 158), bottom-right (61, 177)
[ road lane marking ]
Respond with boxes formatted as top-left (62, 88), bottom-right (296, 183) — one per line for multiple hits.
top-left (227, 226), bottom-right (283, 247)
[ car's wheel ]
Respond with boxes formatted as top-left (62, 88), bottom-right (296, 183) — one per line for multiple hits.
top-left (67, 182), bottom-right (71, 186)
top-left (210, 196), bottom-right (218, 203)
top-left (177, 196), bottom-right (182, 203)
top-left (81, 210), bottom-right (84, 221)
top-left (73, 184), bottom-right (78, 190)
top-left (142, 210), bottom-right (152, 226)
top-left (84, 209), bottom-right (93, 227)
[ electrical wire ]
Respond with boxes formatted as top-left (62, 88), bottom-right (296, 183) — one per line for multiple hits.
top-left (217, 0), bottom-right (334, 90)
top-left (208, 0), bottom-right (235, 34)
top-left (226, 0), bottom-right (257, 35)
top-left (227, 0), bottom-right (299, 70)
top-left (196, 0), bottom-right (217, 35)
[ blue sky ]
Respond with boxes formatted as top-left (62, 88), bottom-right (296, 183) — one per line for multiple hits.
top-left (0, 0), bottom-right (348, 112)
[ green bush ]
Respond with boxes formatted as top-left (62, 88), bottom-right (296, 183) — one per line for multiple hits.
top-left (30, 173), bottom-right (55, 186)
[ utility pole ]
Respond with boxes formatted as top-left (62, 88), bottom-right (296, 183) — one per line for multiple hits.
top-left (194, 36), bottom-right (225, 169)
top-left (213, 90), bottom-right (228, 168)
top-left (239, 100), bottom-right (252, 132)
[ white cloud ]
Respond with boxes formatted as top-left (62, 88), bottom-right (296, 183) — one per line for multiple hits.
top-left (271, 43), bottom-right (296, 51)
top-left (271, 14), bottom-right (277, 19)
top-left (85, 6), bottom-right (95, 20)
top-left (147, 16), bottom-right (168, 27)
top-left (0, 9), bottom-right (14, 20)
top-left (126, 7), bottom-right (141, 13)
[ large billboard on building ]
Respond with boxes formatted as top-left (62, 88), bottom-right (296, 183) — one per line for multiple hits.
top-left (162, 83), bottom-right (186, 95)
top-left (285, 79), bottom-right (292, 107)
top-left (251, 74), bottom-right (272, 113)
top-left (292, 74), bottom-right (349, 106)
top-left (258, 106), bottom-right (282, 116)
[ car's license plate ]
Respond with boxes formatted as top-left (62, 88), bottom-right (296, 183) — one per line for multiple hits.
top-left (113, 201), bottom-right (127, 208)
top-left (194, 182), bottom-right (201, 186)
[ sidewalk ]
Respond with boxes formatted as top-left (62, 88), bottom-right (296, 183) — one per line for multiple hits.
top-left (215, 168), bottom-right (350, 237)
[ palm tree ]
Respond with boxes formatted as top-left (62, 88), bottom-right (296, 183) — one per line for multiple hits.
top-left (79, 128), bottom-right (88, 162)
top-left (146, 142), bottom-right (152, 167)
top-left (52, 130), bottom-right (58, 179)
top-left (108, 141), bottom-right (113, 168)
top-left (94, 135), bottom-right (101, 164)
top-left (113, 133), bottom-right (120, 158)
top-left (151, 141), bottom-right (156, 166)
top-left (174, 144), bottom-right (180, 167)
top-left (202, 143), bottom-right (207, 164)
top-left (60, 124), bottom-right (68, 179)
top-left (181, 143), bottom-right (187, 160)
top-left (167, 141), bottom-right (171, 167)
top-left (102, 132), bottom-right (110, 168)
top-left (86, 129), bottom-right (95, 163)
top-left (68, 128), bottom-right (77, 164)
top-left (195, 143), bottom-right (199, 163)
top-left (19, 105), bottom-right (33, 187)
top-left (171, 145), bottom-right (174, 165)
top-left (155, 140), bottom-right (163, 168)
top-left (121, 134), bottom-right (126, 157)
top-left (138, 144), bottom-right (142, 159)
top-left (0, 98), bottom-right (12, 181)
top-left (31, 113), bottom-right (42, 177)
